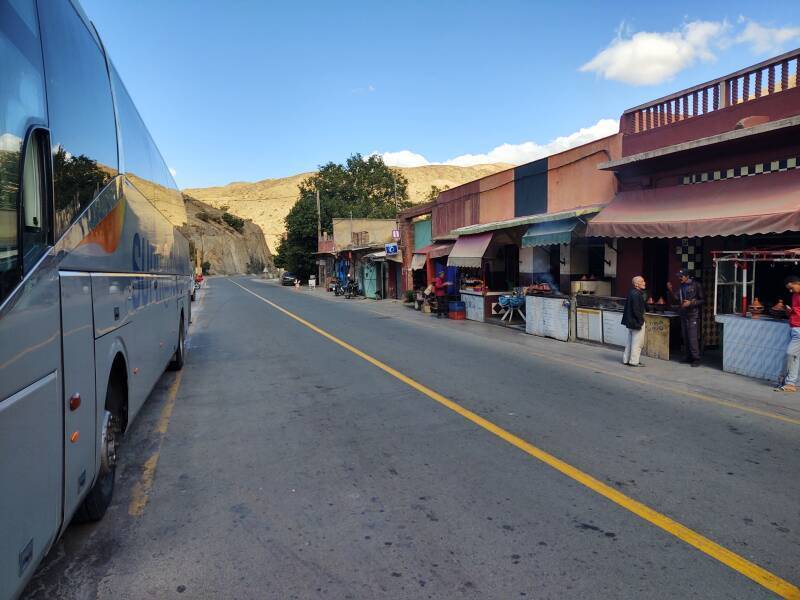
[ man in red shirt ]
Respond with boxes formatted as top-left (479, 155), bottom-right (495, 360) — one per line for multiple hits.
top-left (777, 274), bottom-right (800, 392)
top-left (433, 271), bottom-right (451, 318)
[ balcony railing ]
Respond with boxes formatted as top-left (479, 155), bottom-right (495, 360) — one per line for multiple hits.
top-left (622, 49), bottom-right (800, 135)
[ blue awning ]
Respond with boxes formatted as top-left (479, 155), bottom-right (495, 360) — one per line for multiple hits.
top-left (522, 217), bottom-right (583, 247)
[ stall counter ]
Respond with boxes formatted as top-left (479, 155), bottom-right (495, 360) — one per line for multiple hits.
top-left (715, 314), bottom-right (791, 382)
top-left (460, 290), bottom-right (506, 322)
top-left (526, 295), bottom-right (570, 341)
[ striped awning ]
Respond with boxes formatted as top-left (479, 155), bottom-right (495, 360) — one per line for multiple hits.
top-left (447, 232), bottom-right (493, 268)
top-left (522, 218), bottom-right (583, 247)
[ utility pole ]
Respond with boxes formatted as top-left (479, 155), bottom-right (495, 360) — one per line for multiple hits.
top-left (316, 187), bottom-right (322, 286)
top-left (316, 187), bottom-right (322, 241)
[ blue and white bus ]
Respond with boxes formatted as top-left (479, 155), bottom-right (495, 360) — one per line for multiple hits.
top-left (0, 1), bottom-right (192, 597)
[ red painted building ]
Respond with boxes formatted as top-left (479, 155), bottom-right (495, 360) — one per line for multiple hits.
top-left (589, 49), bottom-right (800, 352)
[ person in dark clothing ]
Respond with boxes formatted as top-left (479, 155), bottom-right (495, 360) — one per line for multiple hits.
top-left (433, 271), bottom-right (451, 318)
top-left (667, 269), bottom-right (704, 367)
top-left (621, 276), bottom-right (647, 367)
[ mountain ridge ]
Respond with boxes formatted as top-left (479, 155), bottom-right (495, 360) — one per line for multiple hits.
top-left (184, 163), bottom-right (512, 253)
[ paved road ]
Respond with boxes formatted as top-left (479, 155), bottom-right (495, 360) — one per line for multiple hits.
top-left (25, 277), bottom-right (800, 599)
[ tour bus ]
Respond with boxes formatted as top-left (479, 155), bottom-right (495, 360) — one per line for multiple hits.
top-left (0, 1), bottom-right (192, 597)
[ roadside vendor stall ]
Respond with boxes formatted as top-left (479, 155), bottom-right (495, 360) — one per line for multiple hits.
top-left (449, 231), bottom-right (520, 323)
top-left (713, 249), bottom-right (798, 381)
top-left (574, 295), bottom-right (681, 359)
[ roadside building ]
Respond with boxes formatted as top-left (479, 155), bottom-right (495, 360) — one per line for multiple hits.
top-left (587, 49), bottom-right (800, 379)
top-left (317, 218), bottom-right (402, 299)
top-left (437, 135), bottom-right (621, 329)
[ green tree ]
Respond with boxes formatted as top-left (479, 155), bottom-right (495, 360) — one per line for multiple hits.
top-left (275, 154), bottom-right (411, 279)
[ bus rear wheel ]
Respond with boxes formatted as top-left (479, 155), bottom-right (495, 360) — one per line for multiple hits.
top-left (168, 315), bottom-right (185, 371)
top-left (73, 405), bottom-right (119, 522)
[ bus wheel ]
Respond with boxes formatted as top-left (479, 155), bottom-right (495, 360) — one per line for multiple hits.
top-left (168, 315), bottom-right (185, 371)
top-left (74, 409), bottom-right (118, 523)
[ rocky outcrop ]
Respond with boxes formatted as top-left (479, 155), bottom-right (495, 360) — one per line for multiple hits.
top-left (180, 195), bottom-right (275, 276)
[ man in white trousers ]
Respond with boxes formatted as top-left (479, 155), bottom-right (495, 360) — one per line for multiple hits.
top-left (621, 276), bottom-right (647, 367)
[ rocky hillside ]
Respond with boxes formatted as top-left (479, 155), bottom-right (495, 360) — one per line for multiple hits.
top-left (184, 163), bottom-right (511, 253)
top-left (179, 195), bottom-right (275, 276)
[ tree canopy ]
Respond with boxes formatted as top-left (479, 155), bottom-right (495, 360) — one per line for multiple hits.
top-left (274, 154), bottom-right (411, 279)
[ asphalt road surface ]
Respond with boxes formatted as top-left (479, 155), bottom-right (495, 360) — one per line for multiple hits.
top-left (24, 277), bottom-right (800, 599)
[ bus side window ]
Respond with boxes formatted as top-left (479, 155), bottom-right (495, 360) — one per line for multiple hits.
top-left (0, 0), bottom-right (47, 304)
top-left (21, 129), bottom-right (51, 273)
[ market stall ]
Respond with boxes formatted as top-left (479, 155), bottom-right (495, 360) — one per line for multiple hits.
top-left (574, 295), bottom-right (681, 359)
top-left (449, 232), bottom-right (521, 323)
top-left (713, 249), bottom-right (798, 381)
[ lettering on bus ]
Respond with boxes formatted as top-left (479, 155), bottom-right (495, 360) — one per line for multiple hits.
top-left (131, 233), bottom-right (177, 308)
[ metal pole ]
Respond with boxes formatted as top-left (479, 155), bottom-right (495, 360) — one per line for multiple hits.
top-left (713, 257), bottom-right (719, 317)
top-left (316, 188), bottom-right (322, 286)
top-left (742, 263), bottom-right (748, 316)
top-left (316, 188), bottom-right (321, 241)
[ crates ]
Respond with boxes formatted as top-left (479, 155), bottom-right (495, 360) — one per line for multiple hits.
top-left (448, 301), bottom-right (466, 312)
top-left (449, 310), bottom-right (466, 320)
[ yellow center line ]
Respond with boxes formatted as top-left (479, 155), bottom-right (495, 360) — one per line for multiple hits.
top-left (230, 278), bottom-right (799, 599)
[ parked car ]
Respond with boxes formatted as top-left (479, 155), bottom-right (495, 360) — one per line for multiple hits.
top-left (281, 272), bottom-right (297, 286)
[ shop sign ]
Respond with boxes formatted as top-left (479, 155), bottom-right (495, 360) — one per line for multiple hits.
top-left (385, 242), bottom-right (399, 255)
top-left (392, 229), bottom-right (401, 240)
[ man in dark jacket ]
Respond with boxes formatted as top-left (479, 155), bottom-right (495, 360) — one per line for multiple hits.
top-left (667, 269), bottom-right (704, 367)
top-left (622, 276), bottom-right (647, 367)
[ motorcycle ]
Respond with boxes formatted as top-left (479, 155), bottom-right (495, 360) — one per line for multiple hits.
top-left (343, 279), bottom-right (359, 299)
top-left (332, 279), bottom-right (344, 296)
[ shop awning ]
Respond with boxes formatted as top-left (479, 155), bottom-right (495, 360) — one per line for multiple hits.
top-left (365, 250), bottom-right (403, 263)
top-left (522, 217), bottom-right (583, 247)
top-left (452, 206), bottom-right (604, 236)
top-left (447, 232), bottom-right (493, 268)
top-left (587, 168), bottom-right (800, 238)
top-left (410, 253), bottom-right (427, 270)
top-left (415, 242), bottom-right (453, 259)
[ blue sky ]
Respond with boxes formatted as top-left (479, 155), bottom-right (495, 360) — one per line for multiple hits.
top-left (81, 0), bottom-right (800, 189)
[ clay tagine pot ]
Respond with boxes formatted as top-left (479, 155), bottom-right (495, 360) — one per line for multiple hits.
top-left (770, 299), bottom-right (787, 318)
top-left (750, 298), bottom-right (764, 314)
top-left (656, 297), bottom-right (666, 312)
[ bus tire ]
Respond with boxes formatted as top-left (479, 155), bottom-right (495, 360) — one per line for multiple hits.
top-left (168, 315), bottom-right (185, 371)
top-left (73, 406), bottom-right (119, 522)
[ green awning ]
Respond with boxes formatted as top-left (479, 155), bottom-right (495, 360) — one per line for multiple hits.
top-left (522, 217), bottom-right (583, 247)
top-left (451, 205), bottom-right (604, 237)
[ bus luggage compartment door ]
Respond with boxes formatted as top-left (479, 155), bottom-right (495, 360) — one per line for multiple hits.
top-left (60, 273), bottom-right (97, 524)
top-left (0, 373), bottom-right (61, 600)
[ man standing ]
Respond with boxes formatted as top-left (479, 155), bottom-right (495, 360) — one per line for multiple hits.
top-left (667, 269), bottom-right (704, 367)
top-left (622, 276), bottom-right (647, 367)
top-left (433, 270), bottom-right (451, 318)
top-left (776, 275), bottom-right (800, 392)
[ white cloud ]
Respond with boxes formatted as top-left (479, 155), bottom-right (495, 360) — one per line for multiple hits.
top-left (169, 167), bottom-right (177, 178)
top-left (736, 17), bottom-right (800, 54)
top-left (379, 150), bottom-right (430, 167)
top-left (377, 118), bottom-right (620, 168)
top-left (581, 20), bottom-right (728, 85)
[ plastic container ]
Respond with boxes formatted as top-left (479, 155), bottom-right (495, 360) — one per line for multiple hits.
top-left (449, 310), bottom-right (466, 320)
top-left (448, 301), bottom-right (466, 312)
